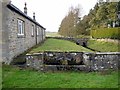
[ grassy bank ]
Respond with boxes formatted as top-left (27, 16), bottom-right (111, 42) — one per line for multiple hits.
top-left (2, 65), bottom-right (119, 88)
top-left (28, 38), bottom-right (92, 53)
top-left (87, 39), bottom-right (120, 52)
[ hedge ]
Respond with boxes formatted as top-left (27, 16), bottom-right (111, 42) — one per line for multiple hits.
top-left (90, 28), bottom-right (120, 39)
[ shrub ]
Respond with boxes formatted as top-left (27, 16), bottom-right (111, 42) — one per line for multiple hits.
top-left (90, 28), bottom-right (120, 39)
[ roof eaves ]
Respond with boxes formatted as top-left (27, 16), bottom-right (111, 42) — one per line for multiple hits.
top-left (7, 3), bottom-right (46, 30)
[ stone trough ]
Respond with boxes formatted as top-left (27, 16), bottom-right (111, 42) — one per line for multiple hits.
top-left (26, 51), bottom-right (120, 71)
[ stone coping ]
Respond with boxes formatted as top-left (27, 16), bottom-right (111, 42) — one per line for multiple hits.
top-left (43, 65), bottom-right (86, 67)
top-left (84, 52), bottom-right (120, 54)
top-left (26, 52), bottom-right (120, 56)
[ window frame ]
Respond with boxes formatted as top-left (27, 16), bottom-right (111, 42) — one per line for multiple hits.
top-left (17, 19), bottom-right (25, 37)
top-left (31, 25), bottom-right (34, 37)
top-left (37, 26), bottom-right (39, 36)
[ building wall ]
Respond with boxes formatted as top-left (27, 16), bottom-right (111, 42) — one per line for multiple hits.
top-left (2, 1), bottom-right (45, 64)
top-left (0, 0), bottom-right (2, 62)
top-left (2, 0), bottom-right (10, 64)
top-left (8, 11), bottom-right (36, 62)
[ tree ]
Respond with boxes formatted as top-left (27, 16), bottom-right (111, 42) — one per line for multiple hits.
top-left (59, 6), bottom-right (81, 37)
top-left (59, 2), bottom-right (119, 37)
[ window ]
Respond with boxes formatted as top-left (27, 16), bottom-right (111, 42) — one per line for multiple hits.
top-left (37, 27), bottom-right (39, 36)
top-left (17, 19), bottom-right (24, 36)
top-left (40, 28), bottom-right (42, 35)
top-left (31, 25), bottom-right (34, 36)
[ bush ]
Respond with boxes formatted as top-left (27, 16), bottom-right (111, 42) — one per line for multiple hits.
top-left (91, 28), bottom-right (120, 39)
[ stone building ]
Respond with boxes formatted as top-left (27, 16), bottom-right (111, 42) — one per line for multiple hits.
top-left (0, 0), bottom-right (46, 64)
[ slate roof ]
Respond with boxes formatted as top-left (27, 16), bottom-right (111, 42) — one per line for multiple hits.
top-left (7, 3), bottom-right (46, 30)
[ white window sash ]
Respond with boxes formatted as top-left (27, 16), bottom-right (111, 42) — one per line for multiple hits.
top-left (37, 27), bottom-right (39, 35)
top-left (32, 25), bottom-right (34, 36)
top-left (17, 19), bottom-right (24, 36)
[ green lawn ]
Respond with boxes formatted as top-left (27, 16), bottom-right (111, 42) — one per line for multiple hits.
top-left (2, 65), bottom-right (119, 88)
top-left (29, 38), bottom-right (92, 53)
top-left (87, 39), bottom-right (120, 52)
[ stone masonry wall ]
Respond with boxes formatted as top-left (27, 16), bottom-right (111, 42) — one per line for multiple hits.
top-left (83, 52), bottom-right (120, 71)
top-left (8, 12), bottom-right (36, 63)
top-left (26, 52), bottom-right (120, 71)
top-left (0, 0), bottom-right (2, 62)
top-left (2, 0), bottom-right (10, 64)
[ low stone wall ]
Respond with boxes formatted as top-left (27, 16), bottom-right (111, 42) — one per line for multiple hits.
top-left (26, 53), bottom-right (44, 70)
top-left (26, 52), bottom-right (120, 71)
top-left (83, 52), bottom-right (119, 71)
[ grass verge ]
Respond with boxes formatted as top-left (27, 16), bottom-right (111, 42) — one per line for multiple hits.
top-left (2, 65), bottom-right (119, 88)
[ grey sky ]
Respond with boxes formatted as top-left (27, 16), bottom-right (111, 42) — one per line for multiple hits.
top-left (11, 0), bottom-right (97, 32)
